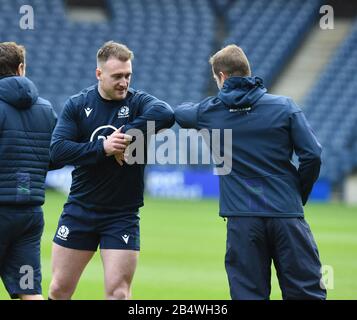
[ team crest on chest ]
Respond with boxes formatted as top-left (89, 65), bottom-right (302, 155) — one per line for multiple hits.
top-left (118, 106), bottom-right (129, 118)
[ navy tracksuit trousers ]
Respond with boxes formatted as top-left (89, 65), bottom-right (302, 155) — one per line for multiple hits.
top-left (225, 217), bottom-right (327, 300)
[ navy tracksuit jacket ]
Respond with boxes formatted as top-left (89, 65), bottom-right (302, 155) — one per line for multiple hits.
top-left (0, 75), bottom-right (56, 297)
top-left (175, 76), bottom-right (322, 218)
top-left (0, 76), bottom-right (56, 207)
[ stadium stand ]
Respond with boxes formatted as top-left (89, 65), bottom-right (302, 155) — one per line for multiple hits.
top-left (0, 0), bottom-right (322, 110)
top-left (0, 0), bottom-right (215, 113)
top-left (223, 0), bottom-right (322, 87)
top-left (303, 18), bottom-right (357, 185)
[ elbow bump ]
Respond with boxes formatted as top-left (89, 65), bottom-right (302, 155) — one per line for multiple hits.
top-left (168, 112), bottom-right (175, 126)
top-left (164, 108), bottom-right (175, 126)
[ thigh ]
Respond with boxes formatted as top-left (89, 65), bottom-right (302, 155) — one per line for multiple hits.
top-left (100, 249), bottom-right (139, 298)
top-left (1, 213), bottom-right (44, 299)
top-left (270, 218), bottom-right (326, 300)
top-left (225, 217), bottom-right (272, 300)
top-left (0, 217), bottom-right (10, 270)
top-left (0, 212), bottom-right (19, 267)
top-left (51, 243), bottom-right (95, 291)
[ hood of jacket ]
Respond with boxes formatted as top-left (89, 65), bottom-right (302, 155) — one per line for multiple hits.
top-left (0, 76), bottom-right (38, 109)
top-left (218, 76), bottom-right (267, 110)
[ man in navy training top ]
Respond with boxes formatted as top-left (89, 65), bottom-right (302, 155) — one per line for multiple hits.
top-left (0, 42), bottom-right (57, 300)
top-left (174, 44), bottom-right (327, 300)
top-left (49, 41), bottom-right (174, 300)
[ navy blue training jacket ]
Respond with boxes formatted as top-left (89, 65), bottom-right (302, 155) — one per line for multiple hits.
top-left (0, 76), bottom-right (57, 208)
top-left (50, 85), bottom-right (174, 213)
top-left (175, 76), bottom-right (322, 218)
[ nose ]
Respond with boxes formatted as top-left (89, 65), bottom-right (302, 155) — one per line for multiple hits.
top-left (118, 79), bottom-right (127, 88)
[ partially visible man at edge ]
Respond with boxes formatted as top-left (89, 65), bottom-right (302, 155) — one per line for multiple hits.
top-left (0, 42), bottom-right (57, 300)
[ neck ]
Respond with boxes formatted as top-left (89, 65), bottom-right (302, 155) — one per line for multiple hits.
top-left (97, 84), bottom-right (112, 100)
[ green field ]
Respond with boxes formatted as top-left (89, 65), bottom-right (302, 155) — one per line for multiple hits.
top-left (1, 190), bottom-right (357, 300)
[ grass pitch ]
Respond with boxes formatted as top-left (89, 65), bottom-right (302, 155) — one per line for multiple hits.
top-left (1, 190), bottom-right (356, 300)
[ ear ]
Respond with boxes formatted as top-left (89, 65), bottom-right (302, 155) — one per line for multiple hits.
top-left (17, 63), bottom-right (25, 76)
top-left (96, 67), bottom-right (102, 81)
top-left (219, 71), bottom-right (228, 82)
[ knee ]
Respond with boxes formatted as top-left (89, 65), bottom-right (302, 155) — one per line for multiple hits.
top-left (106, 286), bottom-right (131, 300)
top-left (49, 280), bottom-right (75, 300)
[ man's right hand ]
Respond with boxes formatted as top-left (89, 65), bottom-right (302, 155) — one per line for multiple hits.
top-left (103, 126), bottom-right (132, 157)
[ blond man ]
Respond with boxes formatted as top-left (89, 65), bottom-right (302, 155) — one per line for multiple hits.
top-left (49, 41), bottom-right (174, 300)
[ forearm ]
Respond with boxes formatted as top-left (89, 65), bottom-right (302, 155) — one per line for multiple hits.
top-left (290, 110), bottom-right (322, 205)
top-left (174, 102), bottom-right (199, 129)
top-left (50, 139), bottom-right (105, 166)
top-left (123, 104), bottom-right (175, 135)
top-left (298, 157), bottom-right (321, 205)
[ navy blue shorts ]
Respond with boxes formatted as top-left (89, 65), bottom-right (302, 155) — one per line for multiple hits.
top-left (0, 207), bottom-right (44, 299)
top-left (53, 203), bottom-right (140, 251)
top-left (225, 217), bottom-right (327, 300)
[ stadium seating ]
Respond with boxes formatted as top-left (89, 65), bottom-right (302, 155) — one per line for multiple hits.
top-left (0, 0), bottom-right (322, 111)
top-left (223, 0), bottom-right (322, 87)
top-left (303, 19), bottom-right (357, 184)
top-left (0, 0), bottom-right (215, 113)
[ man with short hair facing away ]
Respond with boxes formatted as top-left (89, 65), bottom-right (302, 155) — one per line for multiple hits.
top-left (49, 41), bottom-right (174, 300)
top-left (0, 42), bottom-right (57, 300)
top-left (175, 45), bottom-right (326, 300)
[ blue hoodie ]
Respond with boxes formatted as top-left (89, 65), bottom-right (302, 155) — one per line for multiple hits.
top-left (0, 76), bottom-right (57, 208)
top-left (175, 77), bottom-right (322, 217)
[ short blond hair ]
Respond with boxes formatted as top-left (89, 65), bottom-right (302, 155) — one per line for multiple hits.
top-left (209, 44), bottom-right (251, 77)
top-left (0, 42), bottom-right (26, 77)
top-left (97, 41), bottom-right (134, 66)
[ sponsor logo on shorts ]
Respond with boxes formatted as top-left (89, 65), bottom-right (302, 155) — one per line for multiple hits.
top-left (56, 225), bottom-right (70, 241)
top-left (122, 234), bottom-right (130, 244)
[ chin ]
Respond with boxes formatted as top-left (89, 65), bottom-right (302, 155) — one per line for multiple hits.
top-left (112, 92), bottom-right (127, 101)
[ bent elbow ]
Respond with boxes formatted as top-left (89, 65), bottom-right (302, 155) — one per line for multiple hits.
top-left (167, 110), bottom-right (175, 128)
top-left (162, 107), bottom-right (175, 128)
top-left (49, 141), bottom-right (63, 164)
top-left (311, 150), bottom-right (322, 164)
top-left (174, 109), bottom-right (185, 128)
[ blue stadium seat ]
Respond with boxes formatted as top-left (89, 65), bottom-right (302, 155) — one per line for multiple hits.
top-left (0, 0), bottom-right (216, 110)
top-left (302, 18), bottom-right (357, 184)
top-left (223, 0), bottom-right (322, 88)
